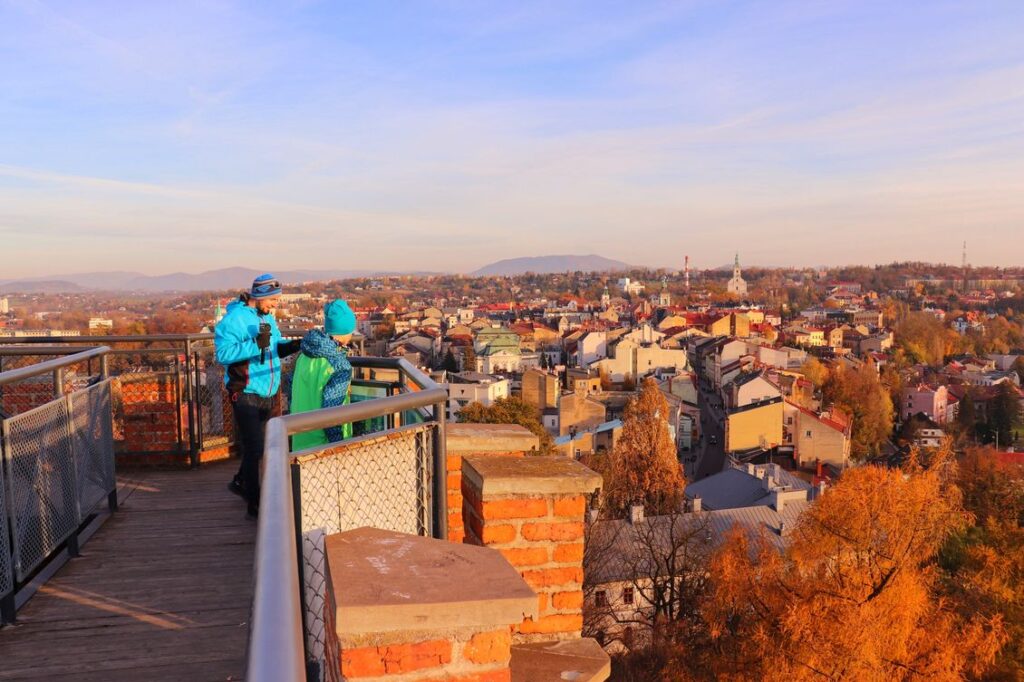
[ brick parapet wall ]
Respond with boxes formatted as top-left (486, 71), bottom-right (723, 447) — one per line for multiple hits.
top-left (461, 454), bottom-right (602, 643)
top-left (444, 424), bottom-right (539, 544)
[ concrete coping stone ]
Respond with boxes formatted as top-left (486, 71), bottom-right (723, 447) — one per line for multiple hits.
top-left (510, 637), bottom-right (611, 682)
top-left (326, 527), bottom-right (538, 636)
top-left (447, 423), bottom-right (540, 453)
top-left (463, 455), bottom-right (603, 496)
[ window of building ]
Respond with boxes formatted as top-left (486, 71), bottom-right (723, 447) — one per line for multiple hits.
top-left (595, 590), bottom-right (607, 607)
top-left (805, 430), bottom-right (812, 438)
top-left (596, 630), bottom-right (606, 646)
top-left (622, 587), bottom-right (634, 605)
top-left (623, 627), bottom-right (634, 648)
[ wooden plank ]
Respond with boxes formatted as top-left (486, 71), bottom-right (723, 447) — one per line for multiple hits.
top-left (0, 461), bottom-right (256, 680)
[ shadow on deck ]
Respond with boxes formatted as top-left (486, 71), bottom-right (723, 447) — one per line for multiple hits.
top-left (0, 461), bottom-right (252, 681)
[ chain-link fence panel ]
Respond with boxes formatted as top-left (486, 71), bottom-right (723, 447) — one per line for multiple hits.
top-left (2, 398), bottom-right (80, 582)
top-left (192, 347), bottom-right (232, 450)
top-left (70, 381), bottom-right (115, 515)
top-left (293, 424), bottom-right (435, 679)
top-left (0, 426), bottom-right (12, 604)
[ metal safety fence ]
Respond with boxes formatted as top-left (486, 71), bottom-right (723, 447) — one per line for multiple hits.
top-left (248, 358), bottom-right (448, 682)
top-left (0, 349), bottom-right (117, 622)
top-left (293, 423), bottom-right (436, 671)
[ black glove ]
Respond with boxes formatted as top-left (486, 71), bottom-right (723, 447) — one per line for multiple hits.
top-left (256, 323), bottom-right (272, 357)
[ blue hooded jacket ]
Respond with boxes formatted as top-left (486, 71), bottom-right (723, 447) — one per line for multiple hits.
top-left (214, 298), bottom-right (299, 397)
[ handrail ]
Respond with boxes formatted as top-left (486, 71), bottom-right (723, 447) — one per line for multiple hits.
top-left (0, 333), bottom-right (215, 344)
top-left (0, 347), bottom-right (110, 388)
top-left (248, 384), bottom-right (448, 682)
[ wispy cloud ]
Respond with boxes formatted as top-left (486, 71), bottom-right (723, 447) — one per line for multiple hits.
top-left (1, 0), bottom-right (1023, 277)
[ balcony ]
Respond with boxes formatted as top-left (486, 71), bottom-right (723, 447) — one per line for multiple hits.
top-left (0, 336), bottom-right (609, 681)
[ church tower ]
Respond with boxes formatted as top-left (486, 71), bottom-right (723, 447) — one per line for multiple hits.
top-left (601, 286), bottom-right (611, 310)
top-left (727, 252), bottom-right (748, 297)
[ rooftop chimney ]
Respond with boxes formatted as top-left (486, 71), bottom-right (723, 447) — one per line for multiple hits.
top-left (691, 496), bottom-right (702, 513)
top-left (629, 504), bottom-right (644, 525)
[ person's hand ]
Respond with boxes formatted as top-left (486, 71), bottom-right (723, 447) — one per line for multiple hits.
top-left (256, 323), bottom-right (272, 351)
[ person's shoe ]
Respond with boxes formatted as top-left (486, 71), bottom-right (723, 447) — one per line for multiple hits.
top-left (245, 504), bottom-right (259, 520)
top-left (228, 479), bottom-right (246, 498)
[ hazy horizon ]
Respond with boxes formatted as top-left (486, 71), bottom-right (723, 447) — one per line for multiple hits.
top-left (3, 1), bottom-right (1023, 278)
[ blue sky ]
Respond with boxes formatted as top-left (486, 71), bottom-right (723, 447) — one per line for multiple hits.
top-left (1, 0), bottom-right (1023, 277)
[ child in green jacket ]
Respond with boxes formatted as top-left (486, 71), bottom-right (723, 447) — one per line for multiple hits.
top-left (290, 300), bottom-right (356, 450)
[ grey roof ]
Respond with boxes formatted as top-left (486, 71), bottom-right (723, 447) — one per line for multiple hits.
top-left (585, 501), bottom-right (809, 584)
top-left (684, 464), bottom-right (809, 511)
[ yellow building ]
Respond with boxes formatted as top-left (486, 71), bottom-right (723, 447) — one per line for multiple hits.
top-left (725, 399), bottom-right (784, 452)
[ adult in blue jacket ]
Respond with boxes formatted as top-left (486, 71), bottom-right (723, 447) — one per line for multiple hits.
top-left (215, 273), bottom-right (301, 518)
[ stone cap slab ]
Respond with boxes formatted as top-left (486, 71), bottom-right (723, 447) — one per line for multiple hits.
top-left (326, 527), bottom-right (538, 636)
top-left (447, 423), bottom-right (540, 453)
top-left (464, 455), bottom-right (603, 496)
top-left (510, 638), bottom-right (611, 682)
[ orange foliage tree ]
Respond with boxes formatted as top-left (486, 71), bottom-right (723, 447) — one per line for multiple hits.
top-left (670, 445), bottom-right (1005, 681)
top-left (941, 447), bottom-right (1024, 678)
top-left (603, 377), bottom-right (685, 519)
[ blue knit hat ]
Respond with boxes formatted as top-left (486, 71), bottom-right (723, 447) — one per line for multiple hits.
top-left (251, 273), bottom-right (282, 299)
top-left (325, 299), bottom-right (356, 336)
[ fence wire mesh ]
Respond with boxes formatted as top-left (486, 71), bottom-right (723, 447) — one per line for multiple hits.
top-left (0, 425), bottom-right (12, 603)
top-left (293, 424), bottom-right (435, 678)
top-left (193, 346), bottom-right (232, 450)
top-left (70, 381), bottom-right (115, 515)
top-left (3, 398), bottom-right (80, 582)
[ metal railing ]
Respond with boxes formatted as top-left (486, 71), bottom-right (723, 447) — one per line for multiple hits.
top-left (248, 357), bottom-right (448, 682)
top-left (0, 347), bottom-right (117, 622)
top-left (0, 334), bottom-right (219, 465)
top-left (0, 332), bottom-right (369, 468)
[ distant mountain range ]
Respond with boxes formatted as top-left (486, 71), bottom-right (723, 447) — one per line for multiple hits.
top-left (471, 254), bottom-right (633, 277)
top-left (0, 267), bottom-right (418, 294)
top-left (0, 255), bottom-right (639, 293)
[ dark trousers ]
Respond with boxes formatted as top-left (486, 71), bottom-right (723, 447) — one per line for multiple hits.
top-left (231, 393), bottom-right (274, 509)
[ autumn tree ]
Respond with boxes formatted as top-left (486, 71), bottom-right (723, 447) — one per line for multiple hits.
top-left (896, 312), bottom-right (958, 366)
top-left (584, 512), bottom-right (713, 654)
top-left (604, 378), bottom-right (685, 518)
top-left (671, 447), bottom-right (1006, 681)
top-left (822, 362), bottom-right (894, 458)
top-left (941, 447), bottom-right (1024, 677)
top-left (457, 396), bottom-right (553, 453)
top-left (461, 345), bottom-right (477, 372)
top-left (797, 356), bottom-right (828, 389)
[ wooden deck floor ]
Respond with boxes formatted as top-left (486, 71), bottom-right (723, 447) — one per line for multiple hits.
top-left (0, 461), bottom-right (254, 681)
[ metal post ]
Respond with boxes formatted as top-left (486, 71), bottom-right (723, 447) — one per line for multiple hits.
top-left (53, 367), bottom-right (64, 399)
top-left (1, 592), bottom-right (14, 624)
top-left (183, 341), bottom-right (197, 467)
top-left (432, 399), bottom-right (448, 540)
top-left (100, 354), bottom-right (109, 379)
top-left (193, 350), bottom-right (204, 458)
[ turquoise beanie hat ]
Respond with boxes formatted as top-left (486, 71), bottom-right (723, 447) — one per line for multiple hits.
top-left (325, 299), bottom-right (356, 336)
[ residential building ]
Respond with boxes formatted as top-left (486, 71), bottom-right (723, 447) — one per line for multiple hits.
top-left (444, 371), bottom-right (509, 420)
top-left (554, 419), bottom-right (622, 459)
top-left (901, 384), bottom-right (949, 423)
top-left (784, 402), bottom-right (852, 469)
top-left (520, 367), bottom-right (560, 412)
top-left (559, 391), bottom-right (607, 437)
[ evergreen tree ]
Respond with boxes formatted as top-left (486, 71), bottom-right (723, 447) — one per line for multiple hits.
top-left (441, 349), bottom-right (458, 373)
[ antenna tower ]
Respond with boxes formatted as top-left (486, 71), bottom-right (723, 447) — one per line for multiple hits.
top-left (962, 241), bottom-right (967, 292)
